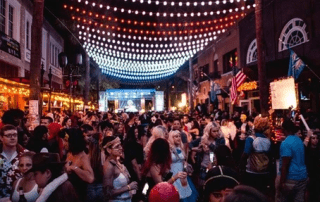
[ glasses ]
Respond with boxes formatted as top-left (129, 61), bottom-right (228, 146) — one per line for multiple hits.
top-left (3, 133), bottom-right (18, 138)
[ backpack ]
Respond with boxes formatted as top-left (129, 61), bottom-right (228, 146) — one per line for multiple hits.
top-left (247, 135), bottom-right (271, 173)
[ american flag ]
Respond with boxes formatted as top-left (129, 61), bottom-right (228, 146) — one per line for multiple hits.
top-left (230, 71), bottom-right (247, 105)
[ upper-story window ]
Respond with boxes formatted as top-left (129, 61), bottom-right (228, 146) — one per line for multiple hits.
top-left (200, 64), bottom-right (209, 82)
top-left (0, 0), bottom-right (20, 41)
top-left (26, 21), bottom-right (30, 49)
top-left (278, 18), bottom-right (309, 52)
top-left (50, 40), bottom-right (61, 67)
top-left (0, 0), bottom-right (5, 33)
top-left (246, 39), bottom-right (257, 64)
top-left (8, 4), bottom-right (12, 37)
top-left (223, 49), bottom-right (237, 73)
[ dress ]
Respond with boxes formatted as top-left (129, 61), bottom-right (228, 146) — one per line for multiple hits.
top-left (111, 173), bottom-right (131, 202)
top-left (11, 178), bottom-right (39, 202)
top-left (171, 148), bottom-right (198, 202)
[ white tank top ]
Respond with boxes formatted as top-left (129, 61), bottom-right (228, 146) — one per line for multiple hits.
top-left (11, 178), bottom-right (39, 202)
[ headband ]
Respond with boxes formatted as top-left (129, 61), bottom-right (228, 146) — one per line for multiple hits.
top-left (103, 137), bottom-right (121, 149)
top-left (203, 166), bottom-right (239, 190)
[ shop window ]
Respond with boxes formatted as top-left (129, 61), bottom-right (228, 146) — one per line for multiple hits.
top-left (246, 39), bottom-right (257, 64)
top-left (278, 18), bottom-right (309, 52)
top-left (223, 49), bottom-right (238, 73)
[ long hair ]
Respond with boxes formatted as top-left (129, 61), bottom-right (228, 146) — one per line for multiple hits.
top-left (102, 136), bottom-right (117, 156)
top-left (191, 120), bottom-right (200, 130)
top-left (168, 130), bottom-right (185, 156)
top-left (88, 133), bottom-right (103, 182)
top-left (201, 122), bottom-right (222, 145)
top-left (68, 129), bottom-right (87, 155)
top-left (143, 125), bottom-right (167, 155)
top-left (142, 138), bottom-right (172, 176)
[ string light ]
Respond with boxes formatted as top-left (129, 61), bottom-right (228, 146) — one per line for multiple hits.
top-left (68, 2), bottom-right (255, 18)
top-left (69, 10), bottom-right (243, 28)
top-left (78, 24), bottom-right (225, 42)
top-left (72, 15), bottom-right (238, 35)
top-left (120, 0), bottom-right (246, 6)
top-left (66, 0), bottom-right (254, 82)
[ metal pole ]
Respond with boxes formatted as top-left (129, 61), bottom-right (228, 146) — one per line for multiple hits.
top-left (70, 71), bottom-right (73, 112)
top-left (84, 53), bottom-right (90, 107)
top-left (48, 66), bottom-right (52, 112)
top-left (189, 58), bottom-right (194, 113)
top-left (255, 0), bottom-right (269, 116)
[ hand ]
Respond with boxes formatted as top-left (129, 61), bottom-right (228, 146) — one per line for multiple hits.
top-left (202, 144), bottom-right (210, 152)
top-left (307, 130), bottom-right (313, 137)
top-left (174, 171), bottom-right (187, 180)
top-left (65, 162), bottom-right (75, 174)
top-left (128, 181), bottom-right (138, 190)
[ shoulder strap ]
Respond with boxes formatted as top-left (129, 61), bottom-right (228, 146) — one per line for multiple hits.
top-left (15, 178), bottom-right (22, 191)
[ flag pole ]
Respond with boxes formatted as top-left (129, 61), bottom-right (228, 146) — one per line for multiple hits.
top-left (306, 65), bottom-right (320, 81)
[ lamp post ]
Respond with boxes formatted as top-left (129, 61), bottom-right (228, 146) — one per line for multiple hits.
top-left (48, 66), bottom-right (52, 112)
top-left (59, 52), bottom-right (82, 112)
top-left (39, 63), bottom-right (53, 113)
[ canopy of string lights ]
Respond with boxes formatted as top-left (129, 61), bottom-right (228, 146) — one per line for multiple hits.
top-left (64, 0), bottom-right (255, 84)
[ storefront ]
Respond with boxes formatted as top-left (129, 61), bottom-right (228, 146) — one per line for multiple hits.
top-left (0, 77), bottom-right (29, 114)
top-left (42, 92), bottom-right (84, 112)
top-left (0, 77), bottom-right (84, 114)
top-left (237, 81), bottom-right (260, 114)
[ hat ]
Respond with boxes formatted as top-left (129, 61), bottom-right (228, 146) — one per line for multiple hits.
top-left (48, 123), bottom-right (62, 140)
top-left (203, 166), bottom-right (239, 196)
top-left (224, 185), bottom-right (269, 202)
top-left (30, 153), bottom-right (65, 172)
top-left (149, 182), bottom-right (179, 202)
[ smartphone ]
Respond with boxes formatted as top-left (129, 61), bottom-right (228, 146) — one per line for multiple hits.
top-left (142, 183), bottom-right (149, 195)
top-left (210, 152), bottom-right (215, 163)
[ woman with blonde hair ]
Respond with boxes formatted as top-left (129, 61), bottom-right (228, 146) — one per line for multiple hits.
top-left (143, 125), bottom-right (168, 158)
top-left (168, 130), bottom-right (198, 202)
top-left (189, 122), bottom-right (225, 187)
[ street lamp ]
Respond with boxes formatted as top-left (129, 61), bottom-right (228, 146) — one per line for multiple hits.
top-left (40, 63), bottom-right (53, 113)
top-left (58, 52), bottom-right (82, 112)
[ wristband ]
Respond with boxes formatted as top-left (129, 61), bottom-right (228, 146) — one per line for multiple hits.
top-left (127, 185), bottom-right (131, 191)
top-left (171, 177), bottom-right (175, 182)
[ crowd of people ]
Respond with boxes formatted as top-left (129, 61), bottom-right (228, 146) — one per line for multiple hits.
top-left (0, 107), bottom-right (319, 202)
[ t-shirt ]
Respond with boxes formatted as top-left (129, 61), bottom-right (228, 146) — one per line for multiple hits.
top-left (244, 133), bottom-right (269, 155)
top-left (279, 135), bottom-right (308, 181)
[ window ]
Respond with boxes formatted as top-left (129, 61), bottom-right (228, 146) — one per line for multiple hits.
top-left (200, 64), bottom-right (209, 82)
top-left (214, 60), bottom-right (218, 73)
top-left (50, 41), bottom-right (61, 67)
top-left (246, 39), bottom-right (257, 64)
top-left (278, 18), bottom-right (309, 52)
top-left (0, 0), bottom-right (5, 33)
top-left (50, 43), bottom-right (54, 65)
top-left (8, 5), bottom-right (13, 37)
top-left (223, 49), bottom-right (238, 73)
top-left (26, 21), bottom-right (30, 49)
